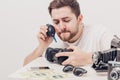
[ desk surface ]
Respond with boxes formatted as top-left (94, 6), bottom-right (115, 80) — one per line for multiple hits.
top-left (9, 57), bottom-right (108, 80)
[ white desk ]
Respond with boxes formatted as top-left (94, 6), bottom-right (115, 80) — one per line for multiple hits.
top-left (9, 57), bottom-right (108, 80)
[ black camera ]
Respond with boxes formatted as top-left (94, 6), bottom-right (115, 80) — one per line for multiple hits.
top-left (108, 61), bottom-right (120, 80)
top-left (92, 35), bottom-right (120, 72)
top-left (92, 48), bottom-right (120, 72)
top-left (45, 47), bottom-right (73, 64)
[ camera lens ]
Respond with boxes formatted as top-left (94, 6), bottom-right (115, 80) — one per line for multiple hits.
top-left (63, 65), bottom-right (74, 72)
top-left (45, 47), bottom-right (73, 64)
top-left (45, 47), bottom-right (55, 62)
top-left (73, 67), bottom-right (87, 77)
top-left (110, 68), bottom-right (120, 80)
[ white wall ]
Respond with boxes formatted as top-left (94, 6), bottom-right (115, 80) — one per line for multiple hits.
top-left (0, 0), bottom-right (120, 80)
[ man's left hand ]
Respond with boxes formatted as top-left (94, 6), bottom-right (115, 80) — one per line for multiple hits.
top-left (55, 46), bottom-right (93, 66)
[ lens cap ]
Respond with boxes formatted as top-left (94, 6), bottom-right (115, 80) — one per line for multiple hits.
top-left (73, 67), bottom-right (87, 76)
top-left (63, 64), bottom-right (74, 72)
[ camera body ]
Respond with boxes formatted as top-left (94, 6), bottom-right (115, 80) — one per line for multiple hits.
top-left (92, 48), bottom-right (120, 72)
top-left (92, 35), bottom-right (120, 72)
top-left (108, 61), bottom-right (120, 80)
top-left (45, 47), bottom-right (73, 64)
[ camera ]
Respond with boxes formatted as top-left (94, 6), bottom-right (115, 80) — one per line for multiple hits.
top-left (92, 48), bottom-right (120, 72)
top-left (92, 35), bottom-right (120, 72)
top-left (45, 47), bottom-right (73, 64)
top-left (108, 61), bottom-right (120, 80)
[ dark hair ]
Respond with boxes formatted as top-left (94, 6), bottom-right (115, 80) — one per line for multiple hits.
top-left (48, 0), bottom-right (81, 18)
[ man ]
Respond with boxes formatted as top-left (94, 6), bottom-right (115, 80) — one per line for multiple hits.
top-left (23, 0), bottom-right (114, 66)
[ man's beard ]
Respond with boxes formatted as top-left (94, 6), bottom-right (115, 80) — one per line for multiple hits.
top-left (57, 30), bottom-right (77, 42)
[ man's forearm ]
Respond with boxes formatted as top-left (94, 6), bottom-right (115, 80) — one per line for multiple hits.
top-left (23, 45), bottom-right (46, 66)
top-left (86, 52), bottom-right (93, 65)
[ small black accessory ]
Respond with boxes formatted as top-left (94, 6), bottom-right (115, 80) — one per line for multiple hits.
top-left (62, 64), bottom-right (87, 77)
top-left (46, 24), bottom-right (57, 42)
top-left (63, 64), bottom-right (74, 72)
top-left (46, 24), bottom-right (55, 37)
top-left (73, 67), bottom-right (87, 76)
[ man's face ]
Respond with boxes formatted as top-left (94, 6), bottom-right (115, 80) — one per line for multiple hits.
top-left (51, 6), bottom-right (81, 42)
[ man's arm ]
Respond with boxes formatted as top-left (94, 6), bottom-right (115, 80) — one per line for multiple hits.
top-left (23, 25), bottom-right (53, 66)
top-left (84, 52), bottom-right (93, 64)
top-left (23, 45), bottom-right (46, 66)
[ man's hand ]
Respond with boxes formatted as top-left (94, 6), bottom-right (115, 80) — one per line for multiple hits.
top-left (37, 25), bottom-right (53, 47)
top-left (55, 46), bottom-right (93, 66)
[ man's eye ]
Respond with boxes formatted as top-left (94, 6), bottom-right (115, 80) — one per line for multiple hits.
top-left (64, 20), bottom-right (70, 22)
top-left (54, 21), bottom-right (59, 25)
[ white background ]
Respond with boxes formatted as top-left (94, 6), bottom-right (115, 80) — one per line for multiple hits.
top-left (0, 0), bottom-right (120, 80)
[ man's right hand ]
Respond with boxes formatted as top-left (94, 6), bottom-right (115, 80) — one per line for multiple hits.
top-left (37, 25), bottom-right (53, 48)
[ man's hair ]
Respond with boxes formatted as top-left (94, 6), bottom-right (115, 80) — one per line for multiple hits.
top-left (48, 0), bottom-right (81, 18)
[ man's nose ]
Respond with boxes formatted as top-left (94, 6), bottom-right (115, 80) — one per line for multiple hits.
top-left (58, 21), bottom-right (66, 31)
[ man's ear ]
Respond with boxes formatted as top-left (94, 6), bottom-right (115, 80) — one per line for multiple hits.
top-left (78, 14), bottom-right (83, 23)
